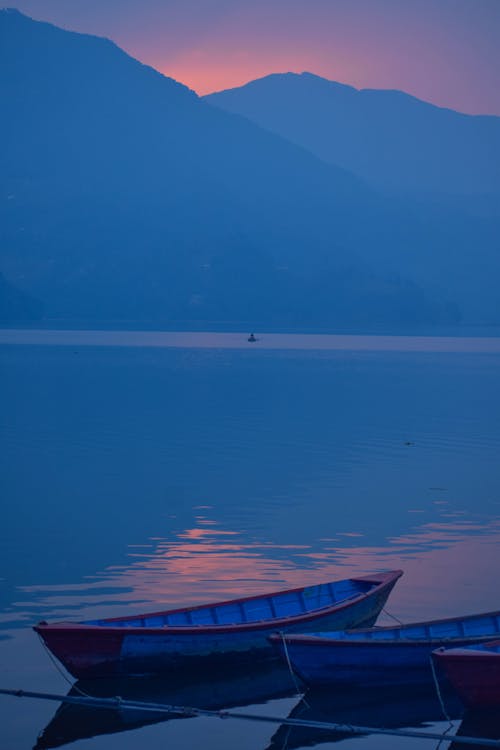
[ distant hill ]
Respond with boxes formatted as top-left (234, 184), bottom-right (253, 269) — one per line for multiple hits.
top-left (0, 11), bottom-right (498, 327)
top-left (205, 72), bottom-right (500, 196)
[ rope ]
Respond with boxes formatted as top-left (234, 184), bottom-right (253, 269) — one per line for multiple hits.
top-left (36, 634), bottom-right (91, 698)
top-left (2, 687), bottom-right (500, 747)
top-left (381, 607), bottom-right (404, 625)
top-left (430, 653), bottom-right (453, 726)
top-left (277, 695), bottom-right (310, 750)
top-left (279, 631), bottom-right (307, 704)
top-left (378, 609), bottom-right (454, 733)
top-left (435, 722), bottom-right (457, 750)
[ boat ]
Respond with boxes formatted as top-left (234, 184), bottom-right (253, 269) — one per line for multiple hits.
top-left (33, 570), bottom-right (402, 679)
top-left (248, 333), bottom-right (258, 342)
top-left (433, 639), bottom-right (500, 709)
top-left (270, 608), bottom-right (500, 689)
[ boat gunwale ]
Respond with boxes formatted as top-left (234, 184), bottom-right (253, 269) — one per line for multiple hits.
top-left (34, 570), bottom-right (402, 636)
top-left (269, 608), bottom-right (500, 647)
top-left (433, 639), bottom-right (500, 659)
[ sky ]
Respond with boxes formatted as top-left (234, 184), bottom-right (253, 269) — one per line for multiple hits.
top-left (7, 0), bottom-right (500, 115)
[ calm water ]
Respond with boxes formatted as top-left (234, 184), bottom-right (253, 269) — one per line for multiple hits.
top-left (1, 330), bottom-right (500, 749)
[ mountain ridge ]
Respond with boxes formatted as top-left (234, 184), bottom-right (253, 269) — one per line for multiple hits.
top-left (1, 11), bottom-right (498, 326)
top-left (204, 71), bottom-right (500, 195)
top-left (3, 10), bottom-right (420, 327)
top-left (0, 6), bottom-right (196, 99)
top-left (212, 70), bottom-right (499, 119)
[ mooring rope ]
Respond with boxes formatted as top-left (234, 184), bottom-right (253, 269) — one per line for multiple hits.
top-left (36, 633), bottom-right (91, 698)
top-left (434, 722), bottom-right (457, 750)
top-left (381, 607), bottom-right (404, 625)
top-left (1, 687), bottom-right (500, 747)
top-left (279, 631), bottom-right (307, 704)
top-left (430, 653), bottom-right (453, 726)
top-left (380, 610), bottom-right (456, 735)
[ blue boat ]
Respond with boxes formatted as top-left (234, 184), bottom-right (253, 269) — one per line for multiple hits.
top-left (34, 570), bottom-right (402, 679)
top-left (270, 608), bottom-right (500, 688)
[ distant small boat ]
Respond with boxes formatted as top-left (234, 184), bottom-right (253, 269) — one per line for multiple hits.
top-left (270, 608), bottom-right (500, 689)
top-left (433, 639), bottom-right (500, 708)
top-left (33, 570), bottom-right (402, 679)
top-left (248, 333), bottom-right (257, 342)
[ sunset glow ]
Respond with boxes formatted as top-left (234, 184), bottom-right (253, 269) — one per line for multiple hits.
top-left (7, 0), bottom-right (500, 114)
top-left (17, 517), bottom-right (500, 626)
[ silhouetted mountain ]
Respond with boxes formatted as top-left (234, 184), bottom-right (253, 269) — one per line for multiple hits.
top-left (204, 73), bottom-right (499, 325)
top-left (205, 72), bottom-right (500, 196)
top-left (0, 271), bottom-right (43, 321)
top-left (1, 12), bottom-right (498, 326)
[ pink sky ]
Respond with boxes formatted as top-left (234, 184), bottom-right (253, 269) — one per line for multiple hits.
top-left (9, 0), bottom-right (500, 114)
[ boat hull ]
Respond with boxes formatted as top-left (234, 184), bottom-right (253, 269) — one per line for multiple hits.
top-left (272, 610), bottom-right (500, 689)
top-left (34, 571), bottom-right (401, 679)
top-left (433, 641), bottom-right (500, 708)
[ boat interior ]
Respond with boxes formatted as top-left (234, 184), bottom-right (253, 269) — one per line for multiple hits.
top-left (312, 612), bottom-right (500, 641)
top-left (86, 579), bottom-right (374, 629)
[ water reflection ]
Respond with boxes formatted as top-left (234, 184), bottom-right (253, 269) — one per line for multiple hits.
top-left (2, 336), bottom-right (500, 750)
top-left (36, 676), bottom-right (500, 750)
top-left (268, 686), bottom-right (464, 749)
top-left (449, 710), bottom-right (500, 750)
top-left (14, 515), bottom-right (500, 627)
top-left (35, 662), bottom-right (298, 749)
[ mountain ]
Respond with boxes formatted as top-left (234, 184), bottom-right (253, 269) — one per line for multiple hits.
top-left (204, 72), bottom-right (500, 196)
top-left (0, 11), bottom-right (498, 327)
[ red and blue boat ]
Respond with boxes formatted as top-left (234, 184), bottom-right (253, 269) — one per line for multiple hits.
top-left (433, 639), bottom-right (500, 708)
top-left (34, 570), bottom-right (401, 679)
top-left (270, 608), bottom-right (500, 688)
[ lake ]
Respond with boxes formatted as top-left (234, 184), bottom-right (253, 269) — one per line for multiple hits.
top-left (1, 329), bottom-right (500, 749)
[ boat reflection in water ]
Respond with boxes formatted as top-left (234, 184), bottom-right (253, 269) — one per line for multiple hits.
top-left (29, 669), bottom-right (500, 750)
top-left (34, 662), bottom-right (299, 749)
top-left (267, 684), bottom-right (466, 750)
top-left (33, 665), bottom-right (500, 750)
top-left (448, 710), bottom-right (500, 750)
